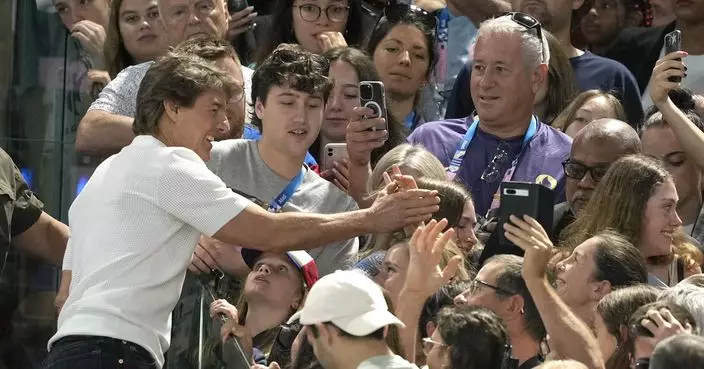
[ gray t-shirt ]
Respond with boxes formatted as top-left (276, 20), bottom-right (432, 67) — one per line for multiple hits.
top-left (358, 355), bottom-right (419, 369)
top-left (88, 61), bottom-right (254, 121)
top-left (207, 139), bottom-right (359, 275)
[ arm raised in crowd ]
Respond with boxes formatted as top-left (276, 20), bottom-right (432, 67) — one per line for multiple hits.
top-left (503, 215), bottom-right (605, 369)
top-left (346, 106), bottom-right (390, 208)
top-left (650, 51), bottom-right (704, 171)
top-left (446, 0), bottom-right (511, 25)
top-left (214, 178), bottom-right (441, 254)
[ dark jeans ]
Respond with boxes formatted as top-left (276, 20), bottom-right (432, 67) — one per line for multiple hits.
top-left (44, 335), bottom-right (158, 369)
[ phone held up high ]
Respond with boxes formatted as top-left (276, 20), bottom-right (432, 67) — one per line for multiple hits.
top-left (322, 143), bottom-right (349, 172)
top-left (664, 30), bottom-right (683, 83)
top-left (496, 182), bottom-right (554, 253)
top-left (359, 81), bottom-right (389, 132)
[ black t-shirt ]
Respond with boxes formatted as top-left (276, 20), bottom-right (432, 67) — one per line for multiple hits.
top-left (518, 355), bottom-right (544, 369)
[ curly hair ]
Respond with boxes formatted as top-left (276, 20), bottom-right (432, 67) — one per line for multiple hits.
top-left (250, 43), bottom-right (333, 130)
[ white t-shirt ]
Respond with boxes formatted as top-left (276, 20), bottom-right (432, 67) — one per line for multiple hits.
top-left (357, 355), bottom-right (419, 369)
top-left (641, 46), bottom-right (704, 110)
top-left (49, 135), bottom-right (250, 368)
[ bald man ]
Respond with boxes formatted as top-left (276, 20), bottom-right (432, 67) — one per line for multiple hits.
top-left (553, 118), bottom-right (641, 242)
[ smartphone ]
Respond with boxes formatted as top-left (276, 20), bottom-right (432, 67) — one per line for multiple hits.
top-left (359, 81), bottom-right (388, 132)
top-left (664, 30), bottom-right (683, 83)
top-left (228, 0), bottom-right (249, 13)
top-left (497, 182), bottom-right (555, 248)
top-left (323, 143), bottom-right (349, 172)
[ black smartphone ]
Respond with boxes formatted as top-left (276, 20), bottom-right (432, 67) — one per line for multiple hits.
top-left (228, 0), bottom-right (249, 13)
top-left (664, 30), bottom-right (683, 83)
top-left (359, 81), bottom-right (389, 132)
top-left (497, 182), bottom-right (555, 248)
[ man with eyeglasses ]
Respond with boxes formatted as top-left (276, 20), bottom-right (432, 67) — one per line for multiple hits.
top-left (410, 13), bottom-right (572, 220)
top-left (554, 118), bottom-right (641, 242)
top-left (454, 254), bottom-right (546, 369)
top-left (76, 0), bottom-right (254, 155)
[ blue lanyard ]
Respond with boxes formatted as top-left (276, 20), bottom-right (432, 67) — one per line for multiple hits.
top-left (404, 111), bottom-right (417, 130)
top-left (447, 115), bottom-right (539, 175)
top-left (267, 167), bottom-right (305, 212)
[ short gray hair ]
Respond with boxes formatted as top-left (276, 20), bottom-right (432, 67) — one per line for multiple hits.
top-left (659, 284), bottom-right (704, 336)
top-left (475, 15), bottom-right (550, 70)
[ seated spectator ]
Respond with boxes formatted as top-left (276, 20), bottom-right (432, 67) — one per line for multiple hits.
top-left (313, 47), bottom-right (405, 191)
top-left (76, 1), bottom-right (254, 154)
top-left (412, 29), bottom-right (576, 168)
top-left (561, 155), bottom-right (703, 287)
top-left (641, 58), bottom-right (704, 247)
top-left (291, 270), bottom-right (418, 369)
top-left (554, 230), bottom-right (648, 325)
top-left (253, 0), bottom-right (366, 65)
top-left (595, 285), bottom-right (660, 369)
top-left (448, 1), bottom-right (644, 127)
top-left (53, 0), bottom-right (110, 69)
top-left (199, 44), bottom-right (360, 277)
top-left (604, 0), bottom-right (703, 112)
top-left (580, 0), bottom-right (648, 56)
top-left (628, 301), bottom-right (698, 364)
top-left (104, 0), bottom-right (167, 79)
top-left (215, 250), bottom-right (318, 364)
top-left (454, 254), bottom-right (546, 368)
top-left (554, 118), bottom-right (641, 241)
top-left (424, 306), bottom-right (512, 369)
top-left (552, 90), bottom-right (627, 138)
top-left (428, 13), bottom-right (573, 219)
top-left (650, 334), bottom-right (704, 369)
top-left (366, 4), bottom-right (436, 129)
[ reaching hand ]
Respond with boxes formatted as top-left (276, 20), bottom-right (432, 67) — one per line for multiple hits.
top-left (220, 313), bottom-right (254, 362)
top-left (503, 215), bottom-right (554, 281)
top-left (320, 159), bottom-right (350, 193)
top-left (346, 106), bottom-right (387, 167)
top-left (649, 51), bottom-right (688, 105)
top-left (210, 299), bottom-right (238, 321)
top-left (637, 308), bottom-right (693, 358)
top-left (403, 219), bottom-right (462, 297)
top-left (189, 237), bottom-right (221, 275)
top-left (369, 179), bottom-right (439, 232)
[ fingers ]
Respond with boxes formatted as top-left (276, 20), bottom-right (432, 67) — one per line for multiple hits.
top-left (230, 6), bottom-right (255, 22)
top-left (646, 309), bottom-right (670, 330)
top-left (442, 255), bottom-right (462, 283)
top-left (426, 219), bottom-right (448, 253)
top-left (400, 189), bottom-right (439, 200)
top-left (230, 12), bottom-right (257, 30)
top-left (502, 230), bottom-right (531, 251)
top-left (409, 225), bottom-right (423, 253)
top-left (382, 171), bottom-right (393, 185)
top-left (391, 166), bottom-right (403, 178)
top-left (433, 227), bottom-right (455, 256)
top-left (663, 50), bottom-right (688, 61)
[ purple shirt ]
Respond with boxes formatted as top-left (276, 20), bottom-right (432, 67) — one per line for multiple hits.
top-left (409, 118), bottom-right (572, 217)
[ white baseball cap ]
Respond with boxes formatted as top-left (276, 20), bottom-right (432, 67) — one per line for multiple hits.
top-left (287, 270), bottom-right (405, 336)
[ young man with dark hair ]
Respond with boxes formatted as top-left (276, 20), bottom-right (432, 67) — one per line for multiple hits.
top-left (290, 270), bottom-right (417, 369)
top-left (200, 43), bottom-right (359, 278)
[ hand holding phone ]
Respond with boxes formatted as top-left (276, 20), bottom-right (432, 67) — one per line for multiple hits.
top-left (322, 143), bottom-right (349, 172)
top-left (359, 81), bottom-right (389, 132)
top-left (664, 30), bottom-right (683, 83)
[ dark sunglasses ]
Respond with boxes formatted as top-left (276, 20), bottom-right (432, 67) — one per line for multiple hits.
top-left (498, 12), bottom-right (545, 63)
top-left (377, 1), bottom-right (437, 31)
top-left (562, 161), bottom-right (609, 182)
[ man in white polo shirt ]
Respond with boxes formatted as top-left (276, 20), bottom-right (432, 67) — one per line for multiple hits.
top-left (45, 53), bottom-right (439, 369)
top-left (285, 270), bottom-right (418, 369)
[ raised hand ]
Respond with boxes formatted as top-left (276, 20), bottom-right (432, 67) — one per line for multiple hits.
top-left (503, 215), bottom-right (554, 281)
top-left (649, 51), bottom-right (687, 105)
top-left (404, 219), bottom-right (462, 297)
top-left (317, 31), bottom-right (347, 52)
top-left (637, 308), bottom-right (693, 358)
top-left (210, 299), bottom-right (238, 321)
top-left (346, 106), bottom-right (387, 167)
top-left (321, 158), bottom-right (350, 193)
top-left (369, 181), bottom-right (440, 232)
top-left (71, 20), bottom-right (106, 67)
top-left (228, 6), bottom-right (257, 39)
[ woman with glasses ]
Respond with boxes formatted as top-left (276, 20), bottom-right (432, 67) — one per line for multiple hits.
top-left (366, 4), bottom-right (437, 131)
top-left (253, 0), bottom-right (366, 65)
top-left (561, 155), bottom-right (703, 288)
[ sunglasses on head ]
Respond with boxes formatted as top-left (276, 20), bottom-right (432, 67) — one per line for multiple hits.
top-left (377, 1), bottom-right (437, 31)
top-left (497, 12), bottom-right (546, 63)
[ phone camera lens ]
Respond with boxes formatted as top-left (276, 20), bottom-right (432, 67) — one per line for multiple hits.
top-left (360, 84), bottom-right (373, 100)
top-left (506, 189), bottom-right (516, 195)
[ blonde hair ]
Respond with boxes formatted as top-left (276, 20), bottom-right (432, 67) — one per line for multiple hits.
top-left (367, 144), bottom-right (447, 194)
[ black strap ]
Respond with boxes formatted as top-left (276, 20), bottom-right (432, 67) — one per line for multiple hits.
top-left (677, 257), bottom-right (685, 283)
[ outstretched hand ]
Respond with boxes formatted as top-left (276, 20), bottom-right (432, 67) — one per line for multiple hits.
top-left (503, 215), bottom-right (554, 281)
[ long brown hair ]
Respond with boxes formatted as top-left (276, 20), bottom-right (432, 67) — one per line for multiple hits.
top-left (552, 90), bottom-right (627, 132)
top-left (104, 0), bottom-right (134, 78)
top-left (560, 155), bottom-right (702, 268)
top-left (542, 30), bottom-right (578, 124)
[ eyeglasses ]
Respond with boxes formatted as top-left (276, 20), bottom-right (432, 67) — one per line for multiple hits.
top-left (470, 279), bottom-right (516, 296)
top-left (499, 12), bottom-right (545, 63)
top-left (382, 2), bottom-right (437, 30)
top-left (421, 337), bottom-right (446, 356)
top-left (293, 3), bottom-right (350, 23)
top-left (562, 161), bottom-right (609, 182)
top-left (480, 141), bottom-right (512, 183)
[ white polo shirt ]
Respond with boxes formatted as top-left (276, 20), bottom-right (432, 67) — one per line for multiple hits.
top-left (49, 135), bottom-right (249, 368)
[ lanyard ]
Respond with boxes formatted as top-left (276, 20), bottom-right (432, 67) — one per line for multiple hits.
top-left (404, 111), bottom-right (417, 130)
top-left (434, 8), bottom-right (450, 90)
top-left (267, 167), bottom-right (305, 212)
top-left (446, 116), bottom-right (539, 215)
